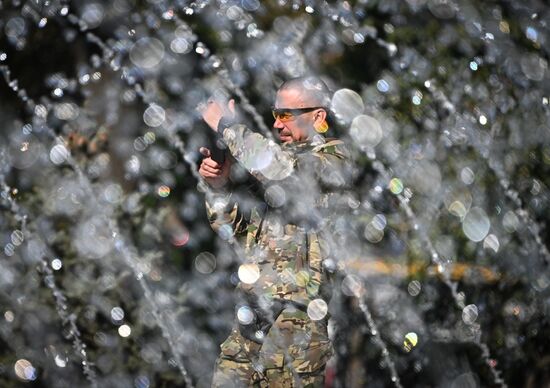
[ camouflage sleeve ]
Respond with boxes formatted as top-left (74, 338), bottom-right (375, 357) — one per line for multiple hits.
top-left (220, 123), bottom-right (354, 186)
top-left (220, 124), bottom-right (296, 183)
top-left (204, 188), bottom-right (248, 240)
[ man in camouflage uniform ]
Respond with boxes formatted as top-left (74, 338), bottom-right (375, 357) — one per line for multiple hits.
top-left (199, 77), bottom-right (352, 387)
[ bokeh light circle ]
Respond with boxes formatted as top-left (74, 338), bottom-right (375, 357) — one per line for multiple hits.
top-left (349, 114), bottom-right (383, 147)
top-left (50, 144), bottom-right (69, 165)
top-left (130, 37), bottom-right (165, 69)
top-left (331, 88), bottom-right (364, 123)
top-left (238, 263), bottom-right (260, 284)
top-left (462, 207), bottom-right (490, 242)
top-left (144, 104), bottom-right (166, 127)
top-left (307, 299), bottom-right (328, 321)
top-left (237, 306), bottom-right (255, 325)
top-left (194, 252), bottom-right (217, 274)
top-left (14, 359), bottom-right (36, 381)
top-left (462, 304), bottom-right (478, 325)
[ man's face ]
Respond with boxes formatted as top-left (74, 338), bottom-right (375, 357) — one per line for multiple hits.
top-left (273, 88), bottom-right (316, 144)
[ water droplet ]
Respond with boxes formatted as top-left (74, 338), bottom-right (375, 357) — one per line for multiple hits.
top-left (331, 88), bottom-right (364, 123)
top-left (54, 354), bottom-right (67, 368)
top-left (81, 3), bottom-right (105, 29)
top-left (525, 26), bottom-right (538, 42)
top-left (364, 222), bottom-right (384, 243)
top-left (377, 79), bottom-right (390, 93)
top-left (460, 167), bottom-right (475, 185)
top-left (4, 310), bottom-right (14, 322)
top-left (237, 305), bottom-right (255, 325)
top-left (5, 17), bottom-right (27, 39)
top-left (170, 225), bottom-right (189, 247)
top-left (412, 91), bottom-right (422, 105)
top-left (502, 211), bottom-right (519, 233)
top-left (52, 87), bottom-right (63, 97)
top-left (50, 144), bottom-right (69, 165)
top-left (372, 214), bottom-right (387, 231)
top-left (10, 230), bottom-right (24, 246)
top-left (103, 184), bottom-right (123, 204)
top-left (389, 178), bottom-right (403, 194)
top-left (462, 207), bottom-right (490, 242)
top-left (14, 359), bottom-right (36, 381)
top-left (307, 299), bottom-right (328, 321)
top-left (143, 104), bottom-right (165, 127)
top-left (111, 307), bottom-right (125, 322)
top-left (255, 330), bottom-right (265, 340)
top-left (135, 376), bottom-right (150, 388)
top-left (403, 332), bottom-right (418, 352)
top-left (407, 280), bottom-right (421, 296)
top-left (51, 258), bottom-right (63, 271)
top-left (194, 252), bottom-right (216, 274)
top-left (170, 37), bottom-right (192, 54)
top-left (118, 324), bottom-right (131, 337)
top-left (130, 37), bottom-right (165, 69)
top-left (134, 376), bottom-right (151, 388)
top-left (483, 234), bottom-right (499, 252)
top-left (133, 136), bottom-right (147, 151)
top-left (349, 114), bottom-right (383, 147)
top-left (462, 304), bottom-right (478, 324)
top-left (157, 185), bottom-right (170, 198)
top-left (238, 263), bottom-right (260, 284)
top-left (242, 0), bottom-right (260, 11)
top-left (54, 103), bottom-right (79, 120)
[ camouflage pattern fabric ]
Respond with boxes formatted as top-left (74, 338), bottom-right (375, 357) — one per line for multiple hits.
top-left (205, 123), bottom-right (353, 387)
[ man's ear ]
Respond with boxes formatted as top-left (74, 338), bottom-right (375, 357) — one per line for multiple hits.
top-left (315, 109), bottom-right (327, 123)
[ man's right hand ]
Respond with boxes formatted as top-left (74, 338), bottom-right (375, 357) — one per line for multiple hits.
top-left (198, 147), bottom-right (231, 189)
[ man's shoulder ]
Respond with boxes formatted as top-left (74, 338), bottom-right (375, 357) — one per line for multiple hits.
top-left (311, 137), bottom-right (349, 160)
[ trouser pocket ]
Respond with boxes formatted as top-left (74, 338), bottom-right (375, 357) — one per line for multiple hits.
top-left (212, 329), bottom-right (266, 387)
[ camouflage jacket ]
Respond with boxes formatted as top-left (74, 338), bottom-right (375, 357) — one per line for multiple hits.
top-left (205, 124), bottom-right (353, 310)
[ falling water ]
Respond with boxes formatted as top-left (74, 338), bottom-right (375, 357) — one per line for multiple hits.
top-left (1, 1), bottom-right (549, 387)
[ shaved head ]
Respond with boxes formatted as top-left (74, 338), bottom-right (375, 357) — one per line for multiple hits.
top-left (278, 76), bottom-right (331, 108)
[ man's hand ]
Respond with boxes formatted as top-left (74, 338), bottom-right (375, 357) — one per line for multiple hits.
top-left (200, 98), bottom-right (236, 131)
top-left (198, 147), bottom-right (231, 189)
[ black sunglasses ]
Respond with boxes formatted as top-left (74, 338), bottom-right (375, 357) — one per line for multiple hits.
top-left (271, 106), bottom-right (326, 122)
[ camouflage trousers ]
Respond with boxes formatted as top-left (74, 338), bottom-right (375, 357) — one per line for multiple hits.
top-left (211, 307), bottom-right (332, 388)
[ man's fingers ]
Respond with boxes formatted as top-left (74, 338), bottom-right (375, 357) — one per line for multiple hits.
top-left (199, 147), bottom-right (211, 157)
top-left (200, 166), bottom-right (222, 178)
top-left (203, 158), bottom-right (223, 169)
top-left (228, 99), bottom-right (236, 115)
top-left (201, 164), bottom-right (222, 175)
top-left (199, 164), bottom-right (216, 177)
top-left (201, 171), bottom-right (220, 178)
